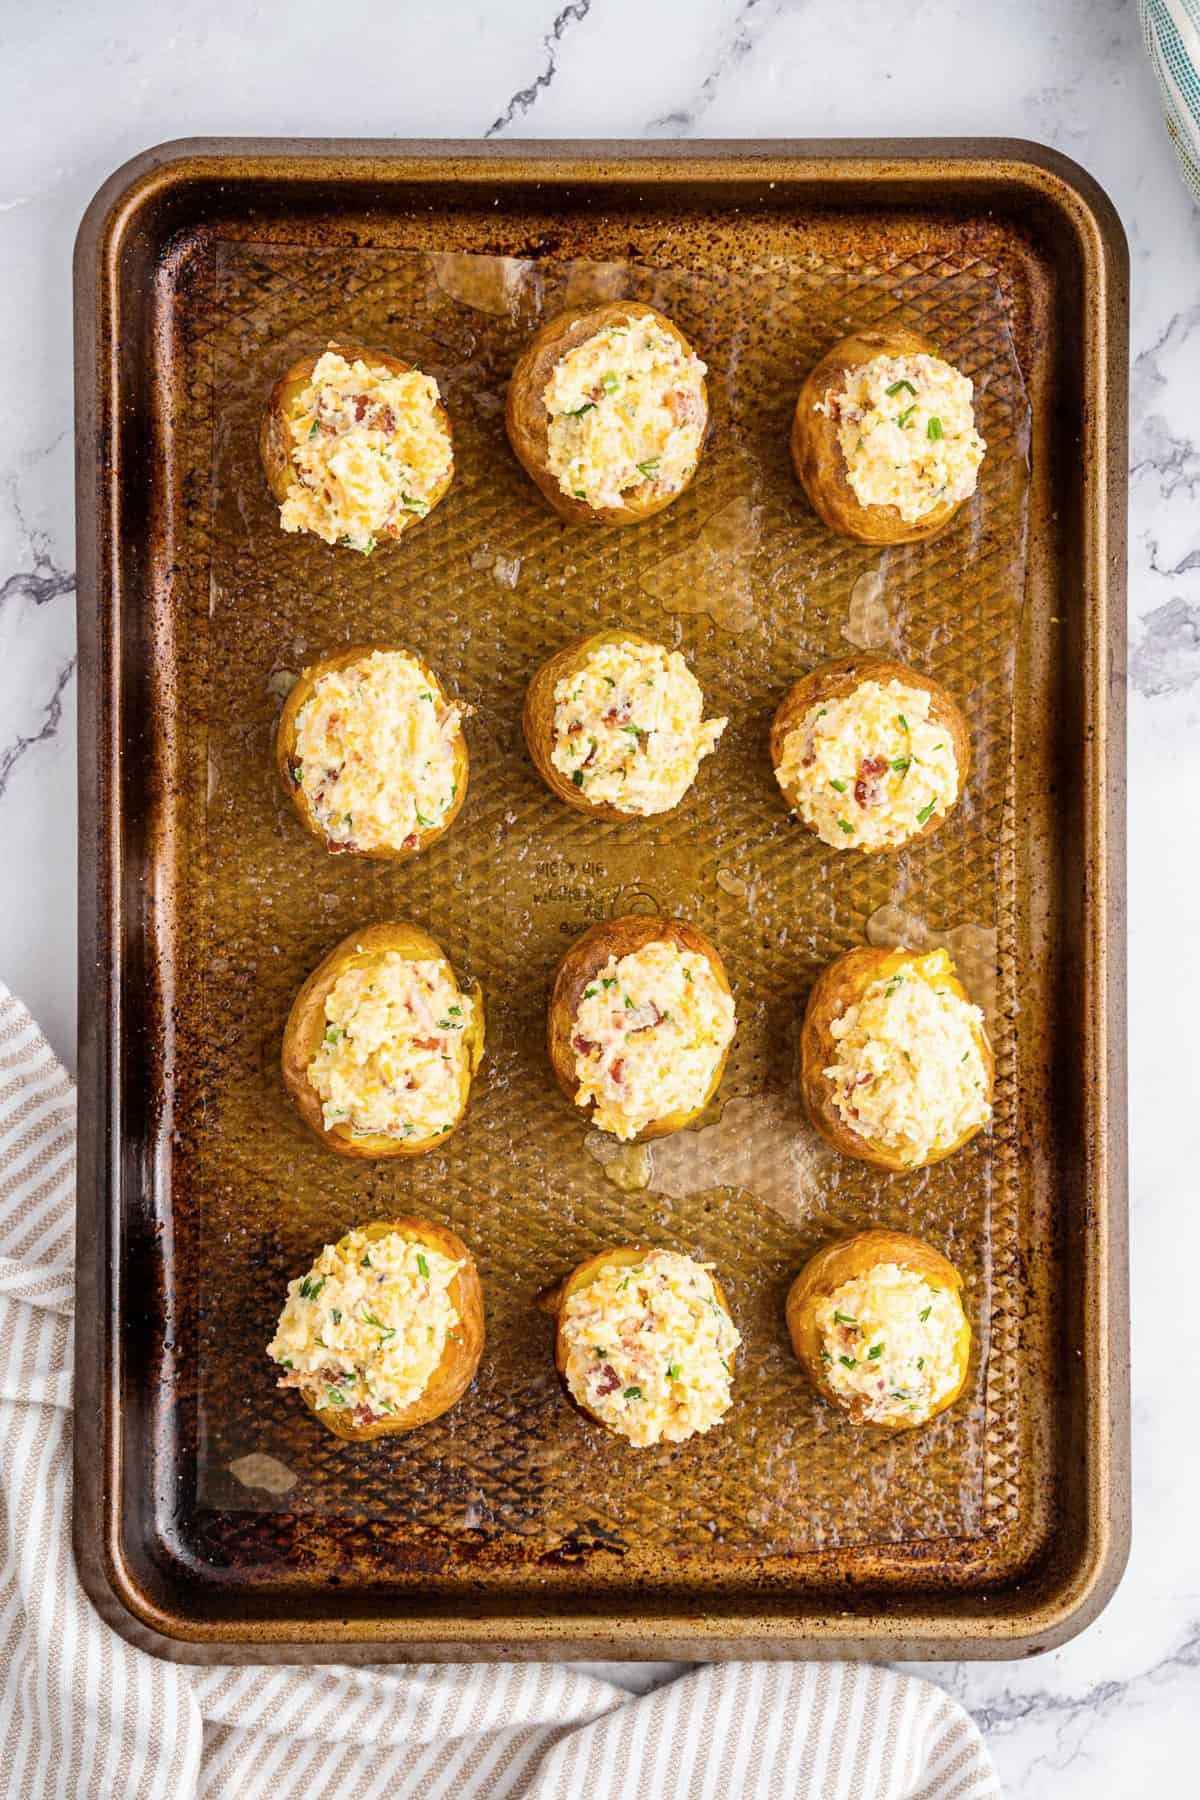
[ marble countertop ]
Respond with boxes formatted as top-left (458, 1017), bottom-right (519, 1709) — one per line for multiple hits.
top-left (2, 0), bottom-right (1194, 1790)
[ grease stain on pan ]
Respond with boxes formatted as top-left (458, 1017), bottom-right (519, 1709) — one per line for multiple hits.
top-left (842, 559), bottom-right (893, 648)
top-left (640, 495), bottom-right (759, 633)
top-left (228, 1453), bottom-right (297, 1495)
top-left (866, 902), bottom-right (998, 1033)
top-left (432, 252), bottom-right (535, 320)
top-left (586, 1094), bottom-right (833, 1225)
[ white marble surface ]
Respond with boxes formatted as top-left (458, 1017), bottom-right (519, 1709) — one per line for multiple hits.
top-left (2, 1), bottom-right (1196, 1791)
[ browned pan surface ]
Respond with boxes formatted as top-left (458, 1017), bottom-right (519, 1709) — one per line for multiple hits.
top-left (73, 141), bottom-right (1128, 1659)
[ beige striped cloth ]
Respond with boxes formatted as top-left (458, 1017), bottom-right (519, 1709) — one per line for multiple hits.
top-left (0, 980), bottom-right (1000, 1798)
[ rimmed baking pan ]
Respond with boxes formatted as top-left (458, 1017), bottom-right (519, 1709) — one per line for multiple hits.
top-left (73, 139), bottom-right (1128, 1661)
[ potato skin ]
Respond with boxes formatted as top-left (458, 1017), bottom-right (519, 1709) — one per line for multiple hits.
top-left (259, 340), bottom-right (454, 540)
top-left (505, 301), bottom-right (708, 526)
top-left (769, 654), bottom-right (970, 848)
top-left (281, 922), bottom-right (484, 1159)
top-left (523, 627), bottom-right (685, 819)
top-left (275, 642), bottom-right (469, 860)
top-left (791, 326), bottom-right (964, 545)
top-left (785, 1228), bottom-right (971, 1432)
top-left (799, 944), bottom-right (994, 1171)
top-left (538, 1244), bottom-right (736, 1431)
top-left (295, 1217), bottom-right (485, 1442)
top-left (547, 915), bottom-right (733, 1141)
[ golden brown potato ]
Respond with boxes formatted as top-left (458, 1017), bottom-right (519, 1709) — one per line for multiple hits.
top-left (769, 654), bottom-right (970, 850)
top-left (547, 915), bottom-right (734, 1141)
top-left (275, 643), bottom-right (469, 860)
top-left (785, 1228), bottom-right (971, 1432)
top-left (259, 340), bottom-right (454, 545)
top-left (799, 944), bottom-right (994, 1171)
top-left (281, 922), bottom-right (484, 1159)
top-left (791, 326), bottom-right (966, 544)
top-left (522, 627), bottom-right (723, 819)
top-left (288, 1218), bottom-right (485, 1442)
top-left (505, 301), bottom-right (709, 525)
top-left (538, 1244), bottom-right (737, 1436)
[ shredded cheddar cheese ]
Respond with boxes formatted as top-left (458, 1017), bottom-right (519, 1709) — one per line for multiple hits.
top-left (291, 650), bottom-right (464, 853)
top-left (818, 352), bottom-right (985, 523)
top-left (551, 638), bottom-right (725, 815)
top-left (544, 319), bottom-right (706, 509)
top-left (815, 1261), bottom-right (966, 1426)
top-left (559, 1249), bottom-right (740, 1445)
top-left (571, 940), bottom-right (735, 1141)
top-left (824, 950), bottom-right (990, 1162)
top-left (774, 678), bottom-right (959, 849)
top-left (278, 348), bottom-right (452, 550)
top-left (267, 1228), bottom-right (461, 1420)
top-left (307, 953), bottom-right (474, 1143)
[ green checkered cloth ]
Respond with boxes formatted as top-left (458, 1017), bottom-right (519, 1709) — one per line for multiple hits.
top-left (1142, 0), bottom-right (1200, 199)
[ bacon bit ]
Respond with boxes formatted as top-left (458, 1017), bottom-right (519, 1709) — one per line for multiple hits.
top-left (855, 754), bottom-right (890, 808)
top-left (351, 1402), bottom-right (383, 1425)
top-left (593, 1364), bottom-right (621, 1396)
top-left (412, 1037), bottom-right (441, 1052)
top-left (573, 1035), bottom-right (599, 1056)
top-left (631, 1001), bottom-right (663, 1035)
top-left (367, 403), bottom-right (395, 435)
top-left (402, 831), bottom-right (420, 849)
top-left (609, 1057), bottom-right (626, 1087)
top-left (351, 394), bottom-right (369, 422)
top-left (665, 388), bottom-right (699, 425)
top-left (601, 703), bottom-right (632, 726)
top-left (801, 738), bottom-right (817, 769)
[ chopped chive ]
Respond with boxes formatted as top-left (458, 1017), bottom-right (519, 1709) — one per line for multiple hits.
top-left (291, 763), bottom-right (303, 785)
top-left (666, 1363), bottom-right (681, 1381)
top-left (897, 714), bottom-right (909, 731)
top-left (927, 416), bottom-right (945, 440)
top-left (562, 402), bottom-right (595, 417)
top-left (417, 1252), bottom-right (430, 1278)
top-left (916, 800), bottom-right (936, 825)
top-left (837, 818), bottom-right (854, 834)
top-left (623, 1385), bottom-right (642, 1399)
top-left (308, 419), bottom-right (320, 438)
top-left (897, 404), bottom-right (917, 428)
top-left (601, 373), bottom-right (620, 392)
top-left (572, 769), bottom-right (584, 787)
top-left (868, 1343), bottom-right (884, 1360)
top-left (636, 459), bottom-right (660, 478)
top-left (583, 986), bottom-right (598, 999)
top-left (299, 1275), bottom-right (325, 1301)
top-left (829, 777), bottom-right (847, 792)
top-left (916, 1356), bottom-right (925, 1370)
top-left (886, 378), bottom-right (917, 398)
top-left (833, 1309), bottom-right (857, 1327)
top-left (602, 977), bottom-right (617, 989)
top-left (361, 1255), bottom-right (372, 1269)
top-left (889, 756), bottom-right (910, 772)
top-left (838, 1355), bottom-right (857, 1370)
top-left (919, 1304), bottom-right (932, 1322)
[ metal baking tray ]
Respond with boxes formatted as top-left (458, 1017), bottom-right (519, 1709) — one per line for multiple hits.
top-left (73, 139), bottom-right (1129, 1662)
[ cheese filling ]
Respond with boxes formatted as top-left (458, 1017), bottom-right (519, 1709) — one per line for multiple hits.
top-left (824, 950), bottom-right (990, 1162)
top-left (306, 953), bottom-right (475, 1143)
top-left (544, 319), bottom-right (706, 509)
top-left (571, 940), bottom-right (735, 1141)
top-left (818, 352), bottom-right (985, 523)
top-left (551, 638), bottom-right (726, 815)
top-left (291, 650), bottom-right (464, 853)
top-left (815, 1262), bottom-right (966, 1426)
top-left (774, 678), bottom-right (959, 849)
top-left (279, 349), bottom-right (452, 551)
top-left (267, 1228), bottom-right (461, 1420)
top-left (559, 1249), bottom-right (740, 1445)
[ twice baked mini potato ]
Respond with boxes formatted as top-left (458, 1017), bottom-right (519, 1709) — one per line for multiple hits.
top-left (547, 915), bottom-right (735, 1142)
top-left (770, 655), bottom-right (969, 852)
top-left (791, 326), bottom-right (986, 544)
top-left (505, 300), bottom-right (709, 525)
top-left (785, 1228), bottom-right (971, 1432)
top-left (523, 628), bottom-right (726, 818)
top-left (267, 1217), bottom-right (484, 1441)
top-left (260, 341), bottom-right (454, 551)
top-left (282, 922), bottom-right (484, 1158)
top-left (539, 1244), bottom-right (740, 1446)
top-left (799, 944), bottom-right (993, 1171)
top-left (276, 643), bottom-right (469, 859)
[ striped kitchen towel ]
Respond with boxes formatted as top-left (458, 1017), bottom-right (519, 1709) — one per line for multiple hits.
top-left (0, 980), bottom-right (1000, 1799)
top-left (1142, 0), bottom-right (1200, 200)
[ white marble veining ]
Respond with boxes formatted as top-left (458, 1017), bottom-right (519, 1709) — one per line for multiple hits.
top-left (2, 1), bottom-right (1196, 1790)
